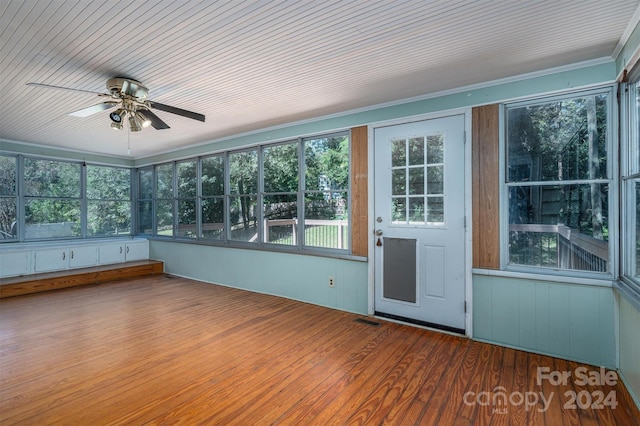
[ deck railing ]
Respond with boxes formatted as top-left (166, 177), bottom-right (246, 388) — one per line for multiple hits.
top-left (509, 224), bottom-right (608, 272)
top-left (184, 219), bottom-right (349, 248)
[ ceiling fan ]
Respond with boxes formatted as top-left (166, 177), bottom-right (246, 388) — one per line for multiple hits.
top-left (26, 77), bottom-right (205, 131)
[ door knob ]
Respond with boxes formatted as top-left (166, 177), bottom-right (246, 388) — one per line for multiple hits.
top-left (375, 229), bottom-right (383, 236)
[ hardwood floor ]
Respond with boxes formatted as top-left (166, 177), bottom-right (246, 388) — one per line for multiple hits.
top-left (1, 275), bottom-right (638, 425)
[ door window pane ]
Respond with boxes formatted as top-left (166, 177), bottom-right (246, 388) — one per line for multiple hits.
top-left (391, 134), bottom-right (445, 225)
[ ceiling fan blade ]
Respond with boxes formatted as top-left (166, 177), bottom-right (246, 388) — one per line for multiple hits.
top-left (68, 101), bottom-right (118, 117)
top-left (138, 108), bottom-right (170, 130)
top-left (148, 101), bottom-right (205, 122)
top-left (26, 82), bottom-right (108, 96)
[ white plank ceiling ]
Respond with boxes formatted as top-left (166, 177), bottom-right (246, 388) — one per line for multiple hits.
top-left (1, 0), bottom-right (638, 158)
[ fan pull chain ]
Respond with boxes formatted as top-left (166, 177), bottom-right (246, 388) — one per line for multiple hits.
top-left (127, 125), bottom-right (131, 155)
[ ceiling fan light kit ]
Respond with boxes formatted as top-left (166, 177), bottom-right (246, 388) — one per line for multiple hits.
top-left (26, 77), bottom-right (205, 133)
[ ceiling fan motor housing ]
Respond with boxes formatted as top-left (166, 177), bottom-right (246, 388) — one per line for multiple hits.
top-left (107, 77), bottom-right (149, 100)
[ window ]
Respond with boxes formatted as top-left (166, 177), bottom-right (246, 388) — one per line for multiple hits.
top-left (86, 165), bottom-right (131, 236)
top-left (201, 155), bottom-right (225, 240)
top-left (229, 150), bottom-right (258, 242)
top-left (304, 135), bottom-right (349, 249)
top-left (137, 168), bottom-right (153, 234)
top-left (622, 74), bottom-right (640, 287)
top-left (390, 135), bottom-right (444, 224)
top-left (504, 89), bottom-right (612, 275)
top-left (176, 160), bottom-right (197, 238)
top-left (0, 155), bottom-right (17, 240)
top-left (263, 141), bottom-right (298, 246)
top-left (134, 130), bottom-right (351, 254)
top-left (155, 163), bottom-right (174, 237)
top-left (24, 158), bottom-right (82, 239)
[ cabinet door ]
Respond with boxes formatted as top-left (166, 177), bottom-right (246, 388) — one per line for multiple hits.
top-left (0, 251), bottom-right (31, 277)
top-left (99, 244), bottom-right (125, 265)
top-left (69, 246), bottom-right (98, 268)
top-left (125, 241), bottom-right (148, 261)
top-left (35, 248), bottom-right (69, 272)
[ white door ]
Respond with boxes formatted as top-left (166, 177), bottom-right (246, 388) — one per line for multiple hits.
top-left (373, 114), bottom-right (466, 333)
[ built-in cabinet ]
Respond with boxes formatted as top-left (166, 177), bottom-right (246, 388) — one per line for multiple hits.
top-left (0, 238), bottom-right (149, 278)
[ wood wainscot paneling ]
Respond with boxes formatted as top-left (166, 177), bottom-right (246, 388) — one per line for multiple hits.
top-left (351, 125), bottom-right (368, 257)
top-left (472, 105), bottom-right (500, 269)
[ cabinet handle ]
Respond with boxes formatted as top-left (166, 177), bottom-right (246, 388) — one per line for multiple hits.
top-left (126, 246), bottom-right (130, 254)
top-left (120, 246), bottom-right (123, 254)
top-left (62, 251), bottom-right (66, 260)
top-left (71, 250), bottom-right (74, 259)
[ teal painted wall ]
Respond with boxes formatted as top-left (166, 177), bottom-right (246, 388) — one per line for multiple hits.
top-left (619, 293), bottom-right (640, 407)
top-left (473, 274), bottom-right (616, 368)
top-left (616, 19), bottom-right (640, 76)
top-left (135, 61), bottom-right (616, 166)
top-left (149, 240), bottom-right (369, 314)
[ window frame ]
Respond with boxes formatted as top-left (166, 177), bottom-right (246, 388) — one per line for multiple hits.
top-left (0, 154), bottom-right (18, 241)
top-left (85, 164), bottom-right (133, 238)
top-left (134, 129), bottom-right (352, 256)
top-left (621, 67), bottom-right (640, 294)
top-left (500, 86), bottom-right (618, 280)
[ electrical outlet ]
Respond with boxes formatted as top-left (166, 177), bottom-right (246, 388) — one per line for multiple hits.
top-left (328, 277), bottom-right (335, 287)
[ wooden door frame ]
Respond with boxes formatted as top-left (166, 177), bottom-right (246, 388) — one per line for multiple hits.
top-left (366, 108), bottom-right (473, 337)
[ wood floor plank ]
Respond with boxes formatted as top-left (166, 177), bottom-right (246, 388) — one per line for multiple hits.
top-left (1, 276), bottom-right (638, 425)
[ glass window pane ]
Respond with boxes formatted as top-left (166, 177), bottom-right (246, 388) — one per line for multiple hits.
top-left (391, 139), bottom-right (406, 167)
top-left (0, 155), bottom-right (16, 195)
top-left (177, 160), bottom-right (197, 198)
top-left (87, 166), bottom-right (130, 200)
top-left (229, 196), bottom-right (258, 241)
top-left (202, 197), bottom-right (224, 239)
top-left (0, 197), bottom-right (17, 239)
top-left (138, 168), bottom-right (153, 199)
top-left (138, 201), bottom-right (153, 234)
top-left (427, 165), bottom-right (444, 194)
top-left (427, 135), bottom-right (444, 164)
top-left (87, 201), bottom-right (131, 236)
top-left (24, 159), bottom-right (80, 197)
top-left (156, 164), bottom-right (173, 199)
top-left (392, 198), bottom-right (406, 223)
top-left (202, 155), bottom-right (224, 196)
top-left (264, 194), bottom-right (297, 246)
top-left (25, 199), bottom-right (81, 238)
top-left (264, 143), bottom-right (298, 193)
top-left (507, 94), bottom-right (609, 182)
top-left (156, 199), bottom-right (173, 236)
top-left (508, 184), bottom-right (609, 272)
top-left (409, 197), bottom-right (425, 223)
top-left (408, 137), bottom-right (424, 165)
top-left (177, 199), bottom-right (196, 239)
top-left (230, 150), bottom-right (258, 194)
top-left (392, 169), bottom-right (406, 195)
top-left (408, 168), bottom-right (424, 195)
top-left (304, 192), bottom-right (349, 249)
top-left (427, 196), bottom-right (444, 223)
top-left (305, 136), bottom-right (349, 191)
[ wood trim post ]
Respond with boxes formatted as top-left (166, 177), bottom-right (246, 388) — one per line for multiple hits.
top-left (472, 105), bottom-right (500, 269)
top-left (351, 126), bottom-right (368, 257)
